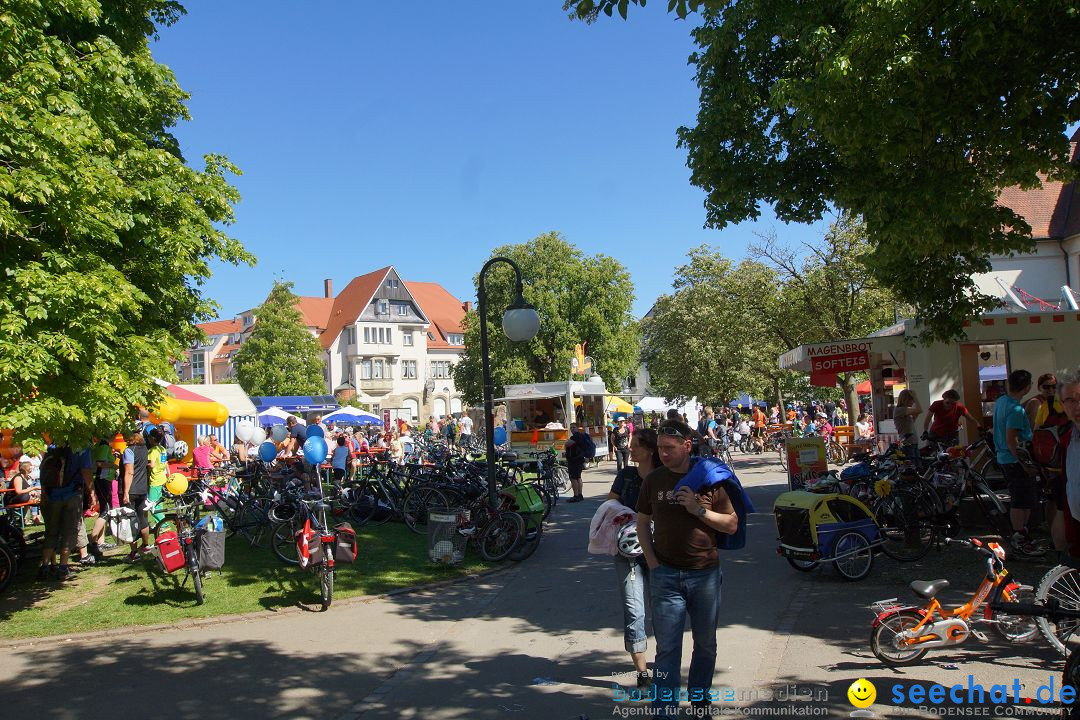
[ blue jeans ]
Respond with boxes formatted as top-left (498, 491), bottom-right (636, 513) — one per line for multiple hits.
top-left (650, 563), bottom-right (722, 715)
top-left (615, 556), bottom-right (650, 653)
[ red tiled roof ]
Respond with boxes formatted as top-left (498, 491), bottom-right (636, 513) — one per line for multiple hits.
top-left (295, 297), bottom-right (334, 330)
top-left (214, 343), bottom-right (240, 359)
top-left (197, 318), bottom-right (242, 337)
top-left (319, 267), bottom-right (393, 350)
top-left (997, 138), bottom-right (1080, 239)
top-left (404, 281), bottom-right (466, 349)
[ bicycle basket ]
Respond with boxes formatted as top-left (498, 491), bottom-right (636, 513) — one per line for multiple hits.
top-left (195, 527), bottom-right (226, 570)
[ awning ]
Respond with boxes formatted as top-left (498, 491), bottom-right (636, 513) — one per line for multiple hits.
top-left (778, 325), bottom-right (908, 373)
top-left (493, 391), bottom-right (567, 402)
top-left (605, 396), bottom-right (634, 414)
top-left (251, 395), bottom-right (339, 413)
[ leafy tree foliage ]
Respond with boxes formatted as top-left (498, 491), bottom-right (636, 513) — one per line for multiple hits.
top-left (566, 0), bottom-right (1080, 341)
top-left (644, 215), bottom-right (899, 411)
top-left (233, 282), bottom-right (326, 397)
top-left (453, 232), bottom-right (640, 404)
top-left (0, 1), bottom-right (252, 446)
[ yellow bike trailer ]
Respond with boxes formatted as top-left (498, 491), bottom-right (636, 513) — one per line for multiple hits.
top-left (773, 490), bottom-right (882, 581)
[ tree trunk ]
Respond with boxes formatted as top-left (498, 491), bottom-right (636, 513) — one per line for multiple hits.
top-left (842, 372), bottom-right (859, 425)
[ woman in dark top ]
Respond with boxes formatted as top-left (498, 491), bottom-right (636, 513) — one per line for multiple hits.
top-left (606, 428), bottom-right (660, 688)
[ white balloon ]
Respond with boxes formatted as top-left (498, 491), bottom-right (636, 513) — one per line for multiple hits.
top-left (235, 421), bottom-right (255, 443)
top-left (250, 426), bottom-right (267, 445)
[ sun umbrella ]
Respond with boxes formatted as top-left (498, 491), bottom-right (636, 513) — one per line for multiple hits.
top-left (604, 396), bottom-right (635, 414)
top-left (323, 408), bottom-right (381, 425)
top-left (257, 406), bottom-right (301, 426)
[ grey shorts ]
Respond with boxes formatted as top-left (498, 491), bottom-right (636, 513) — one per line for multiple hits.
top-left (42, 494), bottom-right (82, 552)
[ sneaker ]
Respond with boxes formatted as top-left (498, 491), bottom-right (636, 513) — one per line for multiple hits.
top-left (36, 564), bottom-right (51, 581)
top-left (637, 671), bottom-right (652, 689)
top-left (1011, 533), bottom-right (1046, 559)
top-left (99, 542), bottom-right (117, 551)
top-left (80, 554), bottom-right (97, 566)
top-left (57, 564), bottom-right (70, 580)
top-left (567, 495), bottom-right (584, 503)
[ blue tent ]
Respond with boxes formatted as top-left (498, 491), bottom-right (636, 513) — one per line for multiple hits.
top-left (251, 395), bottom-right (339, 413)
top-left (729, 394), bottom-right (767, 409)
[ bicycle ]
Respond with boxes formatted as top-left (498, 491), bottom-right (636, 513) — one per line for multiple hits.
top-left (270, 493), bottom-right (338, 611)
top-left (869, 537), bottom-right (1037, 665)
top-left (151, 491), bottom-right (208, 605)
top-left (1035, 562), bottom-right (1080, 655)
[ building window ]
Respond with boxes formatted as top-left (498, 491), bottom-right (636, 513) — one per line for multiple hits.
top-left (403, 360), bottom-right (417, 379)
top-left (397, 303), bottom-right (408, 316)
top-left (371, 403), bottom-right (380, 413)
top-left (360, 359), bottom-right (372, 379)
top-left (191, 351), bottom-right (205, 380)
top-left (403, 398), bottom-right (418, 420)
top-left (447, 333), bottom-right (464, 345)
top-left (377, 300), bottom-right (389, 314)
top-left (387, 327), bottom-right (392, 345)
top-left (403, 331), bottom-right (413, 347)
top-left (373, 359), bottom-right (383, 379)
top-left (430, 361), bottom-right (451, 379)
top-left (386, 278), bottom-right (398, 289)
top-left (451, 398), bottom-right (462, 414)
top-left (363, 327), bottom-right (370, 344)
top-left (428, 332), bottom-right (435, 341)
top-left (345, 326), bottom-right (355, 345)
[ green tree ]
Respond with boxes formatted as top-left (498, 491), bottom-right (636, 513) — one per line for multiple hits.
top-left (233, 282), bottom-right (327, 397)
top-left (0, 1), bottom-right (253, 447)
top-left (452, 232), bottom-right (640, 404)
top-left (566, 0), bottom-right (1080, 341)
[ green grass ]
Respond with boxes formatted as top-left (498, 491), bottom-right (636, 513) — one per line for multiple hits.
top-left (0, 521), bottom-right (492, 640)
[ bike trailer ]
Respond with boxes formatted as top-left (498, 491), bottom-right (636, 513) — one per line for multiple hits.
top-left (773, 490), bottom-right (881, 566)
top-left (155, 531), bottom-right (186, 574)
top-left (501, 483), bottom-right (544, 528)
top-left (333, 522), bottom-right (357, 563)
top-left (195, 527), bottom-right (226, 570)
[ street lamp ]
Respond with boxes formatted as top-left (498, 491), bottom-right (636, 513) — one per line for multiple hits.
top-left (478, 256), bottom-right (540, 507)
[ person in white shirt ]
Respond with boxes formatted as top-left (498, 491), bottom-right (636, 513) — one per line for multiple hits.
top-left (457, 414), bottom-right (474, 447)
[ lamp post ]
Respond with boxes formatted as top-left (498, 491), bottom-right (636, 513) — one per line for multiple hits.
top-left (478, 256), bottom-right (540, 508)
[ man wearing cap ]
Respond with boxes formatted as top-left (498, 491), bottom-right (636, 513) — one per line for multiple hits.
top-left (636, 419), bottom-right (738, 715)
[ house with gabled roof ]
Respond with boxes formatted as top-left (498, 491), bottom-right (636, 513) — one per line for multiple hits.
top-left (183, 268), bottom-right (468, 423)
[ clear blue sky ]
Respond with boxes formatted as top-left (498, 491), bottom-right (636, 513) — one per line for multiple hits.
top-left (153, 2), bottom-right (830, 320)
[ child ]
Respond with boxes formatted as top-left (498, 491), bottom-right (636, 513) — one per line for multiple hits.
top-left (331, 435), bottom-right (350, 487)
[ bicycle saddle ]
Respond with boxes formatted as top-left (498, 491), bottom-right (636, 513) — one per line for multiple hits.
top-left (910, 579), bottom-right (950, 600)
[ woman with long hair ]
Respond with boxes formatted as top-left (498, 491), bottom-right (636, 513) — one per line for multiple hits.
top-left (606, 427), bottom-right (661, 688)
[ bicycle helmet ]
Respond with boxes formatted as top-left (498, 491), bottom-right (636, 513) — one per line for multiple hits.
top-left (172, 440), bottom-right (189, 460)
top-left (165, 473), bottom-right (189, 496)
top-left (616, 521), bottom-right (642, 559)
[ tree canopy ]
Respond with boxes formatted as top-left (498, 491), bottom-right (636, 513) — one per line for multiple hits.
top-left (566, 0), bottom-right (1080, 341)
top-left (233, 282), bottom-right (326, 397)
top-left (452, 232), bottom-right (640, 404)
top-left (0, 1), bottom-right (253, 446)
top-left (643, 215), bottom-right (900, 409)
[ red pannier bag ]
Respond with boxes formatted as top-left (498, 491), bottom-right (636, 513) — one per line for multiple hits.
top-left (334, 522), bottom-right (357, 563)
top-left (295, 519), bottom-right (323, 569)
top-left (156, 531), bottom-right (186, 574)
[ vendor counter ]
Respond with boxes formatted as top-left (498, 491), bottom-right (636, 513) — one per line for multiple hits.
top-left (509, 426), bottom-right (606, 453)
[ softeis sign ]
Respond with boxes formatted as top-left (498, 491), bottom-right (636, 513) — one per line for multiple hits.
top-left (808, 342), bottom-right (870, 387)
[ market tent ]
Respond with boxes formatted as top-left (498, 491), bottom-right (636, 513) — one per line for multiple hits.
top-left (175, 383), bottom-right (258, 449)
top-left (324, 408), bottom-right (381, 425)
top-left (729, 394), bottom-right (767, 409)
top-left (637, 396), bottom-right (676, 413)
top-left (604, 396), bottom-right (634, 414)
top-left (258, 406), bottom-right (303, 426)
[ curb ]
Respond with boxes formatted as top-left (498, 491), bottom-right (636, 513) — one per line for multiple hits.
top-left (0, 563), bottom-right (518, 651)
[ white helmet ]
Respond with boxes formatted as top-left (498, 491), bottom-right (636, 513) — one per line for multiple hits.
top-left (172, 440), bottom-right (189, 460)
top-left (616, 521), bottom-right (642, 558)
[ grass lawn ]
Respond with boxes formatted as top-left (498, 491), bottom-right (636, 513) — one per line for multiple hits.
top-left (0, 521), bottom-right (492, 640)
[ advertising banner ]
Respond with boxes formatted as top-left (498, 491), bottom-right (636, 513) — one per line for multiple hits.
top-left (785, 436), bottom-right (828, 491)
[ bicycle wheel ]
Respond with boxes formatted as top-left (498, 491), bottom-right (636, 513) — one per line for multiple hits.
top-left (968, 475), bottom-right (1011, 537)
top-left (152, 513), bottom-right (181, 540)
top-left (238, 500), bottom-right (271, 547)
top-left (786, 557), bottom-right (819, 572)
top-left (479, 510), bottom-right (525, 562)
top-left (0, 539), bottom-right (15, 595)
top-left (991, 582), bottom-right (1038, 642)
top-left (871, 609), bottom-right (930, 665)
top-left (827, 441), bottom-right (847, 466)
top-left (553, 466), bottom-right (569, 493)
top-left (403, 487), bottom-right (449, 534)
top-left (833, 531), bottom-right (873, 581)
top-left (270, 519), bottom-right (300, 565)
top-left (507, 518), bottom-right (543, 562)
top-left (1036, 564), bottom-right (1080, 654)
top-left (778, 446), bottom-right (789, 472)
top-left (876, 490), bottom-right (935, 562)
top-left (187, 545), bottom-right (205, 606)
top-left (320, 565), bottom-right (334, 611)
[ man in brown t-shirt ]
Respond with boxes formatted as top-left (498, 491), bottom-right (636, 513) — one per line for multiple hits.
top-left (637, 420), bottom-right (737, 715)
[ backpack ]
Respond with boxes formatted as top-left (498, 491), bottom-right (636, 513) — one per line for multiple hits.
top-left (578, 432), bottom-right (597, 459)
top-left (1032, 426), bottom-right (1065, 470)
top-left (39, 447), bottom-right (72, 494)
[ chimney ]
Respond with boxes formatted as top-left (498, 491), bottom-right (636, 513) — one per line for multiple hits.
top-left (324, 278), bottom-right (333, 298)
top-left (461, 301), bottom-right (472, 313)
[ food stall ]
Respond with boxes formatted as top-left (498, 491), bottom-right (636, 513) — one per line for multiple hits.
top-left (495, 377), bottom-right (609, 453)
top-left (778, 310), bottom-right (1080, 449)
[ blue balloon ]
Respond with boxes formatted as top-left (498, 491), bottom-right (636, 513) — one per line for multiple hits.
top-left (493, 426), bottom-right (507, 446)
top-left (258, 441), bottom-right (277, 462)
top-left (303, 436), bottom-right (328, 465)
top-left (305, 423), bottom-right (325, 439)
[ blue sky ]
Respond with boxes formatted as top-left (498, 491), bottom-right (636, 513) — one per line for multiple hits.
top-left (153, 2), bottom-right (830, 319)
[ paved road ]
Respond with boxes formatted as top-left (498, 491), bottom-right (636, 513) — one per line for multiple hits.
top-left (0, 457), bottom-right (1070, 719)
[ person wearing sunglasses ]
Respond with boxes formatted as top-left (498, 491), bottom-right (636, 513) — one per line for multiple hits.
top-left (635, 420), bottom-right (738, 715)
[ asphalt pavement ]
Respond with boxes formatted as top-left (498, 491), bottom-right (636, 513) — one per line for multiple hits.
top-left (0, 455), bottom-right (1071, 719)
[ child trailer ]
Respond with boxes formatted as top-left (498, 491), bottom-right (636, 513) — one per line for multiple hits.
top-left (773, 490), bottom-right (883, 581)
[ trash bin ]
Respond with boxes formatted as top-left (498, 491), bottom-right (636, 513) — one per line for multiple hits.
top-left (428, 508), bottom-right (467, 565)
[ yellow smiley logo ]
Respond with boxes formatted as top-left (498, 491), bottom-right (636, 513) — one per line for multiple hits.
top-left (848, 678), bottom-right (876, 708)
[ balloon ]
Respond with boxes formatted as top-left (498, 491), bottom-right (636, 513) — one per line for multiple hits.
top-left (305, 423), bottom-right (325, 439)
top-left (258, 441), bottom-right (277, 462)
top-left (250, 426), bottom-right (267, 445)
top-left (235, 421), bottom-right (255, 443)
top-left (493, 427), bottom-right (507, 445)
top-left (303, 436), bottom-right (327, 465)
top-left (271, 424), bottom-right (288, 443)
